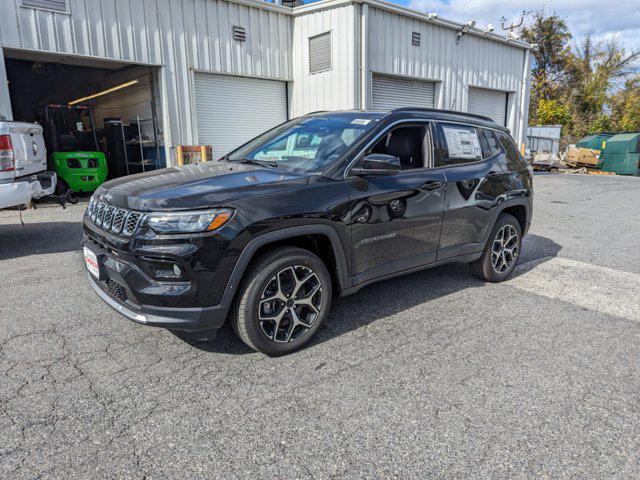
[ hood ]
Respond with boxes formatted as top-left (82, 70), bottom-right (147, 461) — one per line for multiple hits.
top-left (95, 162), bottom-right (310, 211)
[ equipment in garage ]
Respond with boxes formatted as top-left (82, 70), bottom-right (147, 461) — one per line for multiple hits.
top-left (372, 74), bottom-right (436, 111)
top-left (468, 87), bottom-right (508, 126)
top-left (193, 73), bottom-right (288, 159)
top-left (40, 104), bottom-right (107, 194)
top-left (4, 55), bottom-right (164, 184)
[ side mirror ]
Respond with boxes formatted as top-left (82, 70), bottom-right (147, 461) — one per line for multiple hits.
top-left (351, 153), bottom-right (401, 177)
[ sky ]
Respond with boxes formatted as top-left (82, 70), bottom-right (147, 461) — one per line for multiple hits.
top-left (401, 0), bottom-right (640, 52)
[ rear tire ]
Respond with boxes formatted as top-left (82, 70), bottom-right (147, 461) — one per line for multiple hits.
top-left (230, 246), bottom-right (332, 355)
top-left (469, 213), bottom-right (522, 282)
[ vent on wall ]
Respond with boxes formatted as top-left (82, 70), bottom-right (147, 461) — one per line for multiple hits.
top-left (412, 32), bottom-right (421, 47)
top-left (309, 32), bottom-right (332, 74)
top-left (22, 0), bottom-right (68, 12)
top-left (232, 26), bottom-right (246, 42)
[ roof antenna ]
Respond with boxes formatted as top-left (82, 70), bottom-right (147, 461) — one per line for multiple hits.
top-left (500, 10), bottom-right (531, 40)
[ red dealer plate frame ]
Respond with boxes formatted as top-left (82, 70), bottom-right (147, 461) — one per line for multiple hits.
top-left (83, 246), bottom-right (100, 279)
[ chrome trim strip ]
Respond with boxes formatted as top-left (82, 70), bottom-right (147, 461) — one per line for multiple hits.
top-left (87, 273), bottom-right (148, 324)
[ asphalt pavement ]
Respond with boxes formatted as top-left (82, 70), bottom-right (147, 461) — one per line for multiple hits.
top-left (1, 173), bottom-right (640, 479)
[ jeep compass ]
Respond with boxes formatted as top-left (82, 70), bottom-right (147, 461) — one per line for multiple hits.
top-left (83, 109), bottom-right (533, 355)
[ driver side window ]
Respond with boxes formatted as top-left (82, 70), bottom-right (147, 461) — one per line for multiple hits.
top-left (368, 125), bottom-right (432, 170)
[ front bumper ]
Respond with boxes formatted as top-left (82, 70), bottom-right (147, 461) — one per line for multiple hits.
top-left (87, 273), bottom-right (230, 331)
top-left (83, 231), bottom-right (234, 332)
top-left (0, 171), bottom-right (57, 209)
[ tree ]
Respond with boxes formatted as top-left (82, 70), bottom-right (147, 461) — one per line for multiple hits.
top-left (565, 35), bottom-right (640, 137)
top-left (535, 99), bottom-right (571, 126)
top-left (520, 11), bottom-right (572, 121)
top-left (609, 77), bottom-right (640, 132)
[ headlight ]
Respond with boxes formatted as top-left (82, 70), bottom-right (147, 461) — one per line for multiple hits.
top-left (143, 208), bottom-right (234, 234)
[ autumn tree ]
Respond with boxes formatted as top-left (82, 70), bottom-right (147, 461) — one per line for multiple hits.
top-left (565, 35), bottom-right (640, 137)
top-left (521, 11), bottom-right (572, 123)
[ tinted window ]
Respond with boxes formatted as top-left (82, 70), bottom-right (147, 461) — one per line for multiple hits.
top-left (480, 129), bottom-right (503, 158)
top-left (495, 131), bottom-right (525, 170)
top-left (438, 124), bottom-right (483, 165)
top-left (368, 125), bottom-right (430, 170)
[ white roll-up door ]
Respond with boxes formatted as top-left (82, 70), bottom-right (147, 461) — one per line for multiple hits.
top-left (194, 73), bottom-right (288, 159)
top-left (467, 87), bottom-right (508, 126)
top-left (372, 74), bottom-right (436, 111)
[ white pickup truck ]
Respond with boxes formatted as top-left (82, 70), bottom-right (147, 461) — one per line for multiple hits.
top-left (0, 121), bottom-right (56, 209)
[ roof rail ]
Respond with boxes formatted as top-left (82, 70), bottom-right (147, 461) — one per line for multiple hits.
top-left (389, 107), bottom-right (494, 123)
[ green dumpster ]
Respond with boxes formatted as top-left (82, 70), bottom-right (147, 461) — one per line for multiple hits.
top-left (599, 132), bottom-right (640, 176)
top-left (575, 133), bottom-right (613, 151)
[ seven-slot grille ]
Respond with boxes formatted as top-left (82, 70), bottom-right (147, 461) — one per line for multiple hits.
top-left (87, 200), bottom-right (144, 236)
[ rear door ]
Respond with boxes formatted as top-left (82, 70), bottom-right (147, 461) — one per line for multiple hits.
top-left (345, 121), bottom-right (446, 281)
top-left (434, 123), bottom-right (507, 260)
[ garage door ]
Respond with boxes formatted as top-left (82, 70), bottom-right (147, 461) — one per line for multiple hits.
top-left (372, 74), bottom-right (436, 111)
top-left (468, 87), bottom-right (508, 126)
top-left (194, 73), bottom-right (288, 159)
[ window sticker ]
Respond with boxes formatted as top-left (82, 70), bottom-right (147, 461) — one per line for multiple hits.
top-left (442, 126), bottom-right (482, 159)
top-left (351, 119), bottom-right (371, 125)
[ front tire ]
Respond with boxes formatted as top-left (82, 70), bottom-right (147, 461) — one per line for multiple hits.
top-left (230, 246), bottom-right (332, 355)
top-left (469, 213), bottom-right (522, 282)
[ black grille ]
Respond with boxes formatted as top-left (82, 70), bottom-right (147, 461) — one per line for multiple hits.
top-left (111, 209), bottom-right (127, 234)
top-left (123, 212), bottom-right (143, 236)
top-left (102, 206), bottom-right (115, 230)
top-left (87, 200), bottom-right (144, 237)
top-left (104, 279), bottom-right (138, 307)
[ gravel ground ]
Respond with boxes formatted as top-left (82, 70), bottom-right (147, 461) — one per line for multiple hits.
top-left (1, 174), bottom-right (640, 479)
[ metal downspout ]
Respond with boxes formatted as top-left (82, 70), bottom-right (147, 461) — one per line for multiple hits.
top-left (518, 48), bottom-right (532, 149)
top-left (360, 3), bottom-right (370, 110)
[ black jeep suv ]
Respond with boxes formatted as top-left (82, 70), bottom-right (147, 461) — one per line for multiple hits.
top-left (83, 108), bottom-right (532, 355)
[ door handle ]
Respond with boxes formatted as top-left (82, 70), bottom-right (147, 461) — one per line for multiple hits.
top-left (420, 180), bottom-right (443, 191)
top-left (485, 171), bottom-right (502, 179)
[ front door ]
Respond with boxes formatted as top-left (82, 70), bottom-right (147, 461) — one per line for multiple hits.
top-left (345, 123), bottom-right (446, 281)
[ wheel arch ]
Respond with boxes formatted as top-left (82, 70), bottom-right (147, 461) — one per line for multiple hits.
top-left (499, 203), bottom-right (528, 234)
top-left (223, 225), bottom-right (351, 302)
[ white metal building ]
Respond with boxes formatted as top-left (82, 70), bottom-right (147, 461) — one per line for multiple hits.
top-left (0, 0), bottom-right (532, 165)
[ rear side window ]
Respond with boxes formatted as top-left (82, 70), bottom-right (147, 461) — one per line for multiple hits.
top-left (495, 131), bottom-right (526, 170)
top-left (480, 129), bottom-right (503, 158)
top-left (437, 124), bottom-right (483, 165)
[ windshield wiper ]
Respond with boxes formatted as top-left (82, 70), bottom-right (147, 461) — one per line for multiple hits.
top-left (232, 158), bottom-right (280, 168)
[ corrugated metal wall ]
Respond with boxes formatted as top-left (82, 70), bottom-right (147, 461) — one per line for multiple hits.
top-left (290, 4), bottom-right (358, 117)
top-left (367, 7), bottom-right (527, 142)
top-left (0, 0), bottom-right (292, 156)
top-left (0, 0), bottom-right (531, 158)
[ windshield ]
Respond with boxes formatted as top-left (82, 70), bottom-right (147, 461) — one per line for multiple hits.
top-left (226, 113), bottom-right (381, 173)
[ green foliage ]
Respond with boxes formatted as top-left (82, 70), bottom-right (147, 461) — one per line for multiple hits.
top-left (521, 11), bottom-right (572, 123)
top-left (536, 99), bottom-right (571, 126)
top-left (609, 78), bottom-right (640, 132)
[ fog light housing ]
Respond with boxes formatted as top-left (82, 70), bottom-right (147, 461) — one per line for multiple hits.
top-left (154, 264), bottom-right (182, 279)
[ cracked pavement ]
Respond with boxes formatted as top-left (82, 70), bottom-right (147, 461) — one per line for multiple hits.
top-left (2, 174), bottom-right (640, 479)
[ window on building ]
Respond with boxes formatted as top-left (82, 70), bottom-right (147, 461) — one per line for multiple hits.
top-left (438, 124), bottom-right (483, 165)
top-left (22, 0), bottom-right (68, 13)
top-left (309, 32), bottom-right (332, 74)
